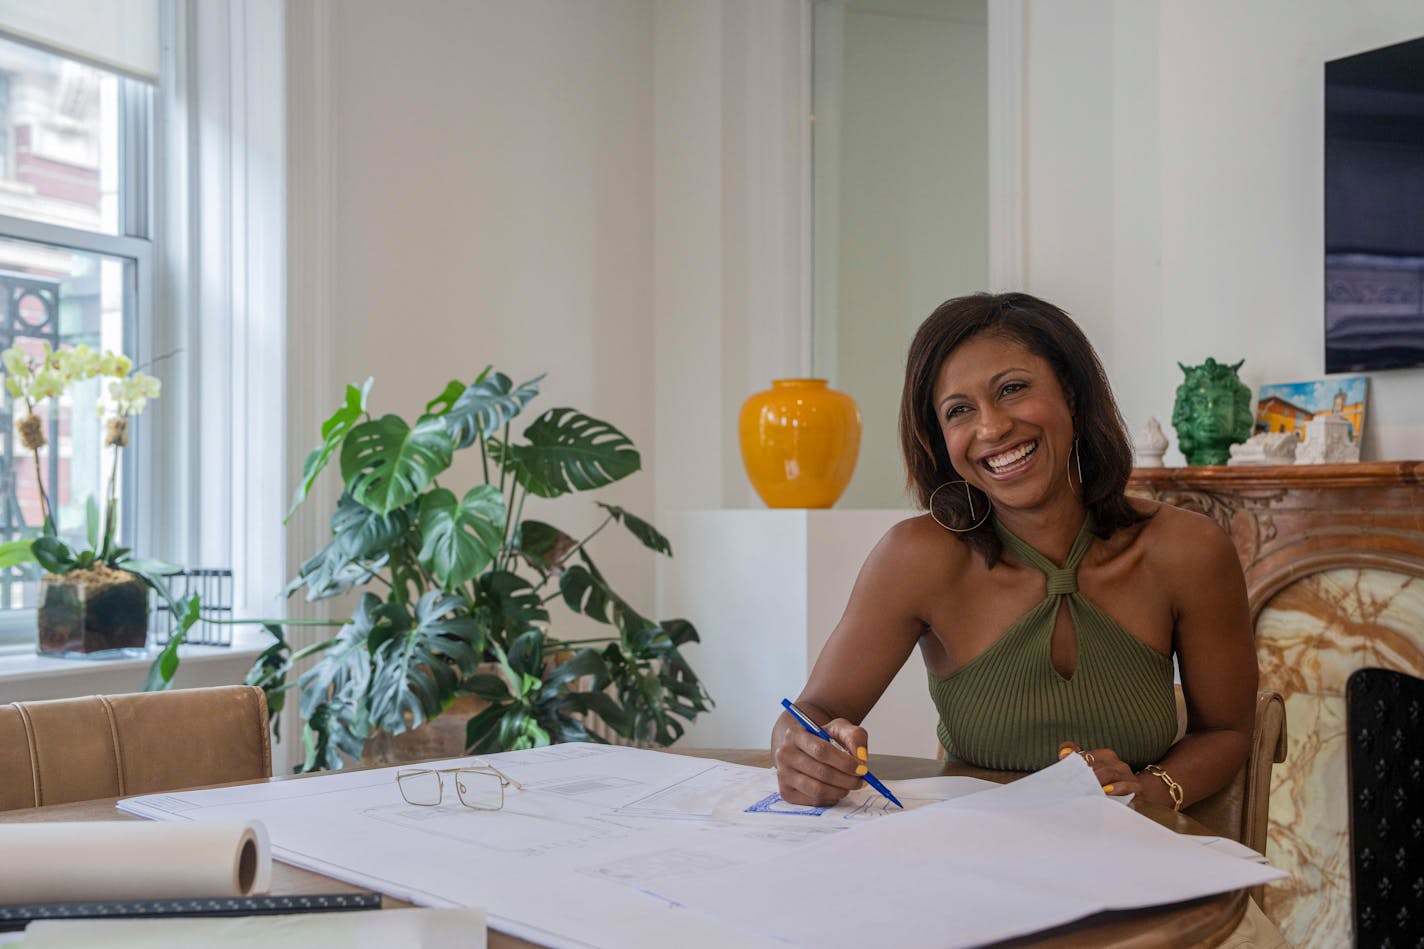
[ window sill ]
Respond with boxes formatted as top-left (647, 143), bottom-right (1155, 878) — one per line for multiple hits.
top-left (0, 629), bottom-right (270, 699)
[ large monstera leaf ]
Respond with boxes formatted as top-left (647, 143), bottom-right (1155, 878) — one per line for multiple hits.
top-left (559, 552), bottom-right (647, 634)
top-left (511, 519), bottom-right (577, 574)
top-left (332, 491), bottom-right (410, 560)
top-left (286, 539), bottom-right (387, 602)
top-left (495, 408), bottom-right (640, 498)
top-left (340, 414), bottom-right (454, 515)
top-left (437, 371), bottom-right (545, 450)
top-left (288, 378), bottom-right (372, 521)
top-left (596, 503), bottom-right (672, 556)
top-left (475, 570), bottom-right (549, 641)
top-left (297, 593), bottom-right (384, 722)
top-left (417, 485), bottom-right (505, 589)
top-left (368, 592), bottom-right (483, 734)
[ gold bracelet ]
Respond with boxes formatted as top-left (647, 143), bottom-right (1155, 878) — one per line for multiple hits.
top-left (1143, 764), bottom-right (1184, 811)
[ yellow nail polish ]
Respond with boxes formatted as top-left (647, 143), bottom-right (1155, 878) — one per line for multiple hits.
top-left (1058, 747), bottom-right (1072, 759)
top-left (1102, 784), bottom-right (1114, 794)
top-left (856, 746), bottom-right (867, 762)
top-left (855, 764), bottom-right (868, 776)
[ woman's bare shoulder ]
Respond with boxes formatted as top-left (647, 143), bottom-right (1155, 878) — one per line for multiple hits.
top-left (1130, 499), bottom-right (1239, 575)
top-left (870, 513), bottom-right (973, 577)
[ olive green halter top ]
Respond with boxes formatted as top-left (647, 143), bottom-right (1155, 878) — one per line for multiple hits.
top-left (927, 515), bottom-right (1176, 772)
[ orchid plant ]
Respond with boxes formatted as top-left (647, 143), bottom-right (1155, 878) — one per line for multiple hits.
top-left (0, 342), bottom-right (196, 662)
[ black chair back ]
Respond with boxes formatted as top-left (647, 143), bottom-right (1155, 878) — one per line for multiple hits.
top-left (1346, 666), bottom-right (1424, 948)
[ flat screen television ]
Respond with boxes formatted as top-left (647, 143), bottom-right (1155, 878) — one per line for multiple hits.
top-left (1325, 36), bottom-right (1424, 373)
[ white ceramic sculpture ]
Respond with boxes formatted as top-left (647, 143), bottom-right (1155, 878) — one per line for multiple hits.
top-left (1296, 414), bottom-right (1360, 464)
top-left (1227, 432), bottom-right (1298, 466)
top-left (1133, 417), bottom-right (1169, 468)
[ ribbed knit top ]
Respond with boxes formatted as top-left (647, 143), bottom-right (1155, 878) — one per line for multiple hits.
top-left (927, 514), bottom-right (1177, 772)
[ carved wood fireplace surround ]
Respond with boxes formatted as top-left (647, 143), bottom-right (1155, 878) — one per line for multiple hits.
top-left (1128, 461), bottom-right (1424, 949)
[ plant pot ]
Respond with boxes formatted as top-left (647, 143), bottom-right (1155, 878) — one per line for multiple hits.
top-left (361, 693), bottom-right (490, 767)
top-left (359, 652), bottom-right (596, 766)
top-left (37, 565), bottom-right (149, 659)
top-left (738, 379), bottom-right (862, 508)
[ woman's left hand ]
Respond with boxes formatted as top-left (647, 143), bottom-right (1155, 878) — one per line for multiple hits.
top-left (1056, 741), bottom-right (1152, 801)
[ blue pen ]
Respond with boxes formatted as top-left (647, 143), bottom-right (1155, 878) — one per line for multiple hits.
top-left (780, 698), bottom-right (904, 808)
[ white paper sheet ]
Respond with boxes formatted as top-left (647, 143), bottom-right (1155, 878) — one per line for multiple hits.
top-left (0, 821), bottom-right (270, 903)
top-left (17, 908), bottom-right (484, 949)
top-left (116, 746), bottom-right (1285, 949)
top-left (121, 746), bottom-right (800, 949)
top-left (644, 756), bottom-right (1286, 949)
top-left (938, 749), bottom-right (1107, 810)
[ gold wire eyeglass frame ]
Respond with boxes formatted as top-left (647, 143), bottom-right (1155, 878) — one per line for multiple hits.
top-left (395, 761), bottom-right (525, 810)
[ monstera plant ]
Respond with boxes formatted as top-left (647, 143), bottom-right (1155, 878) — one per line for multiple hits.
top-left (251, 369), bottom-right (711, 771)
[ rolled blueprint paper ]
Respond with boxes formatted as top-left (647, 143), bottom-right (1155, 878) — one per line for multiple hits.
top-left (0, 821), bottom-right (271, 903)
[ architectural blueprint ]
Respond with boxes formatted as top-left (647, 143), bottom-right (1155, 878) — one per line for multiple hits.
top-left (118, 745), bottom-right (1283, 949)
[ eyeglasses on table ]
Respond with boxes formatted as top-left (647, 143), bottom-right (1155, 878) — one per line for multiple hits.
top-left (395, 761), bottom-right (524, 810)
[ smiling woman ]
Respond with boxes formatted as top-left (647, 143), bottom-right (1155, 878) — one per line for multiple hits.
top-left (770, 292), bottom-right (1258, 823)
top-left (901, 293), bottom-right (1148, 569)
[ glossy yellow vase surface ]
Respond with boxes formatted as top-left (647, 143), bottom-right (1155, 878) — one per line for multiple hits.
top-left (738, 379), bottom-right (862, 508)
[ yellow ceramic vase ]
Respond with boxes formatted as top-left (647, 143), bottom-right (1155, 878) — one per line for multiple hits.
top-left (738, 379), bottom-right (862, 508)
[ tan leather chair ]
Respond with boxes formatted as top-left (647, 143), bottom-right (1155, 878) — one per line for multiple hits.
top-left (0, 685), bottom-right (271, 811)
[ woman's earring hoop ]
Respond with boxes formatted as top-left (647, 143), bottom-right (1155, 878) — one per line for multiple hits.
top-left (1068, 437), bottom-right (1084, 487)
top-left (929, 480), bottom-right (991, 533)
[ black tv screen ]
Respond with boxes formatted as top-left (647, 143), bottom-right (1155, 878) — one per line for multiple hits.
top-left (1325, 36), bottom-right (1424, 373)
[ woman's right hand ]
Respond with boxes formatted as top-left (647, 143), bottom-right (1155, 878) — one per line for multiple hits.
top-left (772, 713), bottom-right (870, 806)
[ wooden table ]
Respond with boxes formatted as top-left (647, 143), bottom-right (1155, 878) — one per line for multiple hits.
top-left (0, 749), bottom-right (1247, 948)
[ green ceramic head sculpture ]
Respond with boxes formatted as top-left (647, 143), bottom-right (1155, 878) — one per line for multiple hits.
top-left (1171, 358), bottom-right (1253, 466)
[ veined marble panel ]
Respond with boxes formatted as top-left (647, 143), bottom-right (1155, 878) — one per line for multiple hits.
top-left (1256, 567), bottom-right (1424, 949)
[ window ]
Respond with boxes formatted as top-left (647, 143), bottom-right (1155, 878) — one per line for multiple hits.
top-left (0, 33), bottom-right (151, 646)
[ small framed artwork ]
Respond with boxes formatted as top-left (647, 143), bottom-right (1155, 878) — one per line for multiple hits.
top-left (1254, 376), bottom-right (1369, 443)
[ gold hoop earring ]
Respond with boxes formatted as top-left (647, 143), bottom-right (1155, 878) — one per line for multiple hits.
top-left (929, 480), bottom-right (991, 533)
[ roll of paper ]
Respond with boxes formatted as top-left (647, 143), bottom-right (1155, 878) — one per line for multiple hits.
top-left (0, 821), bottom-right (271, 904)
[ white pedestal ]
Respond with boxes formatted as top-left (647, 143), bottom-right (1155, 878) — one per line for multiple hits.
top-left (664, 509), bottom-right (941, 758)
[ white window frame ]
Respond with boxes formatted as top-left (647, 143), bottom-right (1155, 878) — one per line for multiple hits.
top-left (155, 0), bottom-right (287, 633)
top-left (0, 0), bottom-right (288, 665)
top-left (0, 73), bottom-right (154, 650)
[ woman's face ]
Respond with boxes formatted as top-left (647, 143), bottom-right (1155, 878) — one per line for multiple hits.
top-left (932, 333), bottom-right (1077, 514)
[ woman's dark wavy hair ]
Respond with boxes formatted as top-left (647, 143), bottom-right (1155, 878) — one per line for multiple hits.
top-left (898, 291), bottom-right (1148, 567)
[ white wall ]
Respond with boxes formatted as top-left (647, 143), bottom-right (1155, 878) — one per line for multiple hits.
top-left (818, 0), bottom-right (989, 509)
top-left (1024, 0), bottom-right (1424, 464)
top-left (309, 0), bottom-right (660, 616)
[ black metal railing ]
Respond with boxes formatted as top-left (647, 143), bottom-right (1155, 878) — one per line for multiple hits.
top-left (150, 568), bottom-right (234, 647)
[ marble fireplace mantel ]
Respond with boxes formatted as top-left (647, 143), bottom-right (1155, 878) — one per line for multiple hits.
top-left (1129, 461), bottom-right (1424, 949)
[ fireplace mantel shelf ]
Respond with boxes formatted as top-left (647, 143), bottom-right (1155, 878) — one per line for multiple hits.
top-left (1130, 460), bottom-right (1424, 490)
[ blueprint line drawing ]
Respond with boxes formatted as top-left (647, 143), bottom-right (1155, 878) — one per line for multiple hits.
top-left (527, 776), bottom-right (642, 798)
top-left (577, 848), bottom-right (737, 885)
top-left (361, 802), bottom-right (634, 857)
top-left (745, 792), bottom-right (825, 816)
top-left (614, 763), bottom-right (760, 822)
top-left (743, 789), bottom-right (944, 820)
